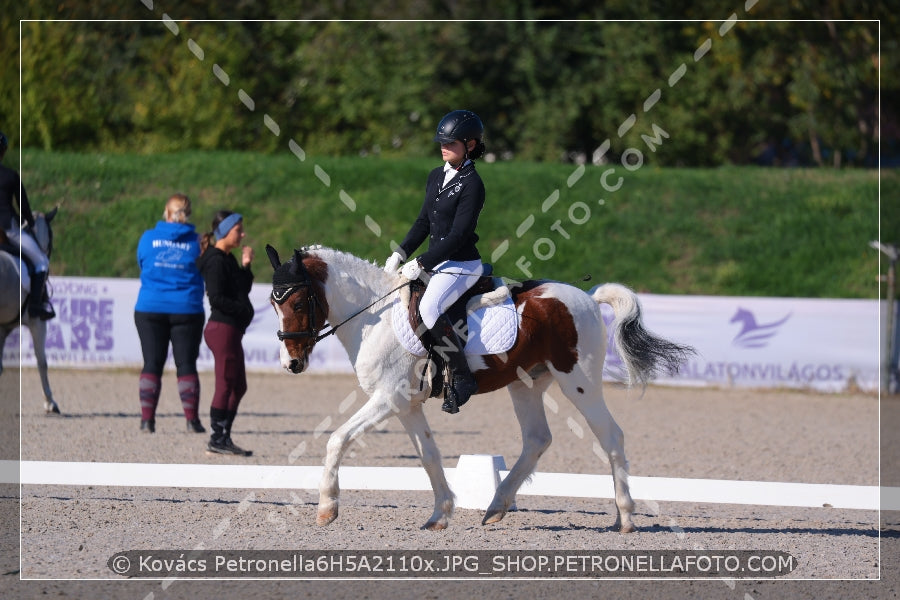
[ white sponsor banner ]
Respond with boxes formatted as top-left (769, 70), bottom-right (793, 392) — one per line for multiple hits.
top-left (599, 294), bottom-right (879, 392)
top-left (4, 277), bottom-right (879, 392)
top-left (3, 276), bottom-right (350, 374)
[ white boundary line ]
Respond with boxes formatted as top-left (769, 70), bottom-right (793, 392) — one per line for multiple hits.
top-left (4, 459), bottom-right (894, 511)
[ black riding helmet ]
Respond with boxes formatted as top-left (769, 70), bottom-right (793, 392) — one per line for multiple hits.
top-left (434, 110), bottom-right (485, 160)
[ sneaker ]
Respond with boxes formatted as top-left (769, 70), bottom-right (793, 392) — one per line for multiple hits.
top-left (207, 437), bottom-right (252, 456)
top-left (186, 418), bottom-right (206, 433)
top-left (140, 419), bottom-right (155, 433)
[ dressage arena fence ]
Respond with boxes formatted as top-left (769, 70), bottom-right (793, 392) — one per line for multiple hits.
top-left (4, 455), bottom-right (894, 512)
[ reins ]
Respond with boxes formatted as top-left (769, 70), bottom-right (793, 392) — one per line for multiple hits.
top-left (275, 279), bottom-right (411, 343)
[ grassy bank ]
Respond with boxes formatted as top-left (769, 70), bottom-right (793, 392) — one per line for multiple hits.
top-left (12, 150), bottom-right (895, 298)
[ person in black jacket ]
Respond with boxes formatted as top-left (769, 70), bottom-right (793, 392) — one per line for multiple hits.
top-left (197, 210), bottom-right (255, 456)
top-left (0, 131), bottom-right (54, 320)
top-left (384, 110), bottom-right (487, 414)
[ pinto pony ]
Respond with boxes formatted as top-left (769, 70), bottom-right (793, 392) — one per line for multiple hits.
top-left (267, 245), bottom-right (692, 532)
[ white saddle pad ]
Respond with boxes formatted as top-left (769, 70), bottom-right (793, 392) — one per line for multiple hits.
top-left (392, 283), bottom-right (519, 357)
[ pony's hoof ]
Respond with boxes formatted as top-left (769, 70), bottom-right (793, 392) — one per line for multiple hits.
top-left (316, 509), bottom-right (338, 526)
top-left (423, 520), bottom-right (448, 531)
top-left (482, 508), bottom-right (506, 525)
top-left (44, 402), bottom-right (60, 415)
top-left (618, 523), bottom-right (637, 533)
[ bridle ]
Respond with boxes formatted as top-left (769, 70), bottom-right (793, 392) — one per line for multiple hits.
top-left (267, 244), bottom-right (410, 346)
top-left (271, 277), bottom-right (328, 343)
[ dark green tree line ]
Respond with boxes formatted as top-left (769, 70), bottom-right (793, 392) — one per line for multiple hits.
top-left (2, 0), bottom-right (895, 166)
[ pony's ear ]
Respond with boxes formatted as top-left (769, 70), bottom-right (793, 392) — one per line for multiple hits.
top-left (265, 244), bottom-right (281, 270)
top-left (45, 206), bottom-right (59, 222)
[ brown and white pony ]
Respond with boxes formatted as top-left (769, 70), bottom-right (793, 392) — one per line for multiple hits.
top-left (0, 209), bottom-right (60, 413)
top-left (267, 244), bottom-right (692, 532)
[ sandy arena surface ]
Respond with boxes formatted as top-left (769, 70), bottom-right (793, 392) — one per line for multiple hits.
top-left (2, 367), bottom-right (898, 599)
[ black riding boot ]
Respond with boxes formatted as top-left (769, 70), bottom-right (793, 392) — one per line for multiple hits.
top-left (427, 314), bottom-right (478, 414)
top-left (28, 271), bottom-right (55, 320)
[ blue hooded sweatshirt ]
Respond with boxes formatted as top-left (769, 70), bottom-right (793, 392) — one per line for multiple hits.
top-left (135, 221), bottom-right (204, 314)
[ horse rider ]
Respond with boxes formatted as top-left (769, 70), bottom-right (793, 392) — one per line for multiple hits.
top-left (385, 110), bottom-right (487, 414)
top-left (0, 132), bottom-right (55, 320)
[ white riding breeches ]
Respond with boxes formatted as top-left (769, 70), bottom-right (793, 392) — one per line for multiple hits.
top-left (419, 259), bottom-right (483, 329)
top-left (4, 227), bottom-right (49, 273)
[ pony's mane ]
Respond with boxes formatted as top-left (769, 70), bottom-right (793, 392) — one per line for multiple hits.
top-left (301, 244), bottom-right (383, 275)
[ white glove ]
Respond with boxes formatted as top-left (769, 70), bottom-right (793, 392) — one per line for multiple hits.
top-left (400, 259), bottom-right (423, 281)
top-left (384, 251), bottom-right (403, 274)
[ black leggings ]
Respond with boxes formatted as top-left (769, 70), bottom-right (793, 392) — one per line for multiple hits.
top-left (134, 311), bottom-right (205, 377)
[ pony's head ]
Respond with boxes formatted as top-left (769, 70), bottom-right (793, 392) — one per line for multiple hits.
top-left (266, 244), bottom-right (330, 374)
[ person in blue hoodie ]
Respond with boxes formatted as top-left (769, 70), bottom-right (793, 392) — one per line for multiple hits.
top-left (134, 194), bottom-right (206, 434)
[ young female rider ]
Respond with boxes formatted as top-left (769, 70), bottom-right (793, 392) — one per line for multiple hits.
top-left (0, 132), bottom-right (54, 320)
top-left (384, 110), bottom-right (487, 414)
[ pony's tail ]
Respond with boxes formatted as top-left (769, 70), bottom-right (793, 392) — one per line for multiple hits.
top-left (590, 283), bottom-right (695, 387)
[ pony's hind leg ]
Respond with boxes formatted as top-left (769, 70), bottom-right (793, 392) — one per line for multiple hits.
top-left (397, 403), bottom-right (454, 530)
top-left (483, 375), bottom-right (553, 525)
top-left (554, 365), bottom-right (636, 533)
top-left (28, 320), bottom-right (59, 414)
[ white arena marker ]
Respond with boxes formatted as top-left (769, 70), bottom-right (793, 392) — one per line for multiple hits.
top-left (451, 455), bottom-right (510, 510)
top-left (12, 460), bottom-right (892, 512)
top-left (0, 460), bottom-right (17, 484)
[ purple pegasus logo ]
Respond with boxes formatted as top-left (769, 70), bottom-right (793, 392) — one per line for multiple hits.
top-left (729, 307), bottom-right (791, 349)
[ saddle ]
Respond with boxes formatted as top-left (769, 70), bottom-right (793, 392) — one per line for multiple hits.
top-left (406, 264), bottom-right (497, 398)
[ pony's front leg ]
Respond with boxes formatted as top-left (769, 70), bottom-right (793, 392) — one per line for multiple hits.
top-left (317, 389), bottom-right (398, 526)
top-left (397, 404), bottom-right (453, 530)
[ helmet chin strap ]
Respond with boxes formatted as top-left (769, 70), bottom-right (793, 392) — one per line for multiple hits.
top-left (454, 139), bottom-right (472, 169)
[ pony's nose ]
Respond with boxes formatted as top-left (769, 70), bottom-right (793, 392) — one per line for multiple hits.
top-left (288, 358), bottom-right (302, 373)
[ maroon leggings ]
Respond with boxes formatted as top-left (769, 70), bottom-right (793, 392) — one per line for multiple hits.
top-left (203, 320), bottom-right (247, 412)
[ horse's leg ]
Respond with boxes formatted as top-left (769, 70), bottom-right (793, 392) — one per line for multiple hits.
top-left (483, 375), bottom-right (553, 525)
top-left (396, 403), bottom-right (454, 530)
top-left (554, 364), bottom-right (636, 533)
top-left (317, 388), bottom-right (400, 526)
top-left (27, 320), bottom-right (59, 414)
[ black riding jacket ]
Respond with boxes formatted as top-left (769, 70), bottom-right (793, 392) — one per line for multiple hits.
top-left (398, 161), bottom-right (484, 271)
top-left (0, 164), bottom-right (34, 231)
